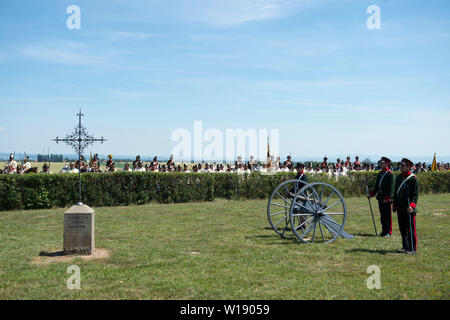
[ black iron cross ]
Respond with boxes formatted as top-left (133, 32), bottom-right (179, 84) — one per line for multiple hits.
top-left (52, 110), bottom-right (107, 205)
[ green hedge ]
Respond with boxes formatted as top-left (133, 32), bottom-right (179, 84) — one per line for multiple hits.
top-left (0, 171), bottom-right (449, 211)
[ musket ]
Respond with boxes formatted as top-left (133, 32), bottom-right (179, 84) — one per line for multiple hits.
top-left (365, 180), bottom-right (378, 235)
top-left (406, 184), bottom-right (415, 254)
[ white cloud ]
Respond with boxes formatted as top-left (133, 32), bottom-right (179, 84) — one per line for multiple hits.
top-left (255, 78), bottom-right (376, 91)
top-left (0, 127), bottom-right (6, 132)
top-left (0, 97), bottom-right (90, 104)
top-left (111, 32), bottom-right (162, 41)
top-left (19, 42), bottom-right (110, 67)
top-left (89, 0), bottom-right (323, 26)
top-left (181, 0), bottom-right (319, 25)
top-left (108, 89), bottom-right (162, 98)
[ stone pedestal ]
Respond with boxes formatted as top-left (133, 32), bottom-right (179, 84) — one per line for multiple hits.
top-left (63, 204), bottom-right (95, 255)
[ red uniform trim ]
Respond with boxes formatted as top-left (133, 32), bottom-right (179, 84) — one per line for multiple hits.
top-left (410, 202), bottom-right (416, 209)
top-left (402, 170), bottom-right (411, 177)
top-left (384, 196), bottom-right (391, 202)
top-left (413, 214), bottom-right (417, 251)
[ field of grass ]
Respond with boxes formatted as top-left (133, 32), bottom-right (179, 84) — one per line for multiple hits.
top-left (0, 194), bottom-right (448, 299)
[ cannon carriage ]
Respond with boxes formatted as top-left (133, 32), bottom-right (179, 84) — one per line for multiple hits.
top-left (267, 179), bottom-right (353, 243)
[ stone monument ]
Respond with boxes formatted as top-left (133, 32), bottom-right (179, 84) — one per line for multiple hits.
top-left (64, 204), bottom-right (95, 255)
top-left (53, 110), bottom-right (106, 255)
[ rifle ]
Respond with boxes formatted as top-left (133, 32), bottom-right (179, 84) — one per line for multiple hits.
top-left (406, 184), bottom-right (415, 254)
top-left (365, 180), bottom-right (378, 235)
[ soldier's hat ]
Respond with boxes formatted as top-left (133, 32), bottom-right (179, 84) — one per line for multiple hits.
top-left (400, 158), bottom-right (414, 167)
top-left (380, 157), bottom-right (391, 164)
top-left (9, 153), bottom-right (14, 159)
top-left (296, 162), bottom-right (305, 168)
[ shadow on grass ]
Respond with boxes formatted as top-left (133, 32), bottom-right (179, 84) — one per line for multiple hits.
top-left (354, 233), bottom-right (379, 238)
top-left (245, 233), bottom-right (300, 245)
top-left (245, 235), bottom-right (275, 239)
top-left (264, 237), bottom-right (300, 246)
top-left (266, 240), bottom-right (300, 246)
top-left (39, 250), bottom-right (64, 257)
top-left (347, 248), bottom-right (398, 255)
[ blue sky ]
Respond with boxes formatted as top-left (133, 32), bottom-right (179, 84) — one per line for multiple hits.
top-left (0, 0), bottom-right (449, 160)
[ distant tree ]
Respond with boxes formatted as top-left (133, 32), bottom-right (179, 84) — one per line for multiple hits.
top-left (38, 154), bottom-right (63, 162)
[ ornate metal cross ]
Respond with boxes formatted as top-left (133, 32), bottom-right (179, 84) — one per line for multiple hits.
top-left (52, 110), bottom-right (107, 205)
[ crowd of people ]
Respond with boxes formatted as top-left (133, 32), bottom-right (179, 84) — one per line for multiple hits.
top-left (1, 153), bottom-right (449, 175)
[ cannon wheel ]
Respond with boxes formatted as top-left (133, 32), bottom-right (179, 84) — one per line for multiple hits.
top-left (267, 179), bottom-right (308, 238)
top-left (289, 182), bottom-right (347, 244)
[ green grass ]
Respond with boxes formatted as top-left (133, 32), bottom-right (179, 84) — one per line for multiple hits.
top-left (0, 194), bottom-right (449, 299)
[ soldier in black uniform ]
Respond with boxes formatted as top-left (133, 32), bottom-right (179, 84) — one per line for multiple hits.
top-left (368, 157), bottom-right (395, 237)
top-left (133, 155), bottom-right (142, 170)
top-left (106, 154), bottom-right (115, 171)
top-left (294, 162), bottom-right (308, 184)
top-left (320, 157), bottom-right (329, 171)
top-left (167, 154), bottom-right (175, 169)
top-left (287, 163), bottom-right (309, 197)
top-left (393, 158), bottom-right (419, 254)
top-left (290, 163), bottom-right (309, 229)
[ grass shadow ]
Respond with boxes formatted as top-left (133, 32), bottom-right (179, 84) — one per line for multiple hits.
top-left (266, 241), bottom-right (300, 246)
top-left (245, 235), bottom-right (276, 239)
top-left (246, 232), bottom-right (300, 245)
top-left (266, 236), bottom-right (300, 245)
top-left (346, 248), bottom-right (398, 255)
top-left (354, 233), bottom-right (379, 238)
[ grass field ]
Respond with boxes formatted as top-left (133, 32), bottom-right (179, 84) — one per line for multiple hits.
top-left (0, 194), bottom-right (449, 299)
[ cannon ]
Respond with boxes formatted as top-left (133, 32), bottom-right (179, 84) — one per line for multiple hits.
top-left (267, 179), bottom-right (354, 243)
